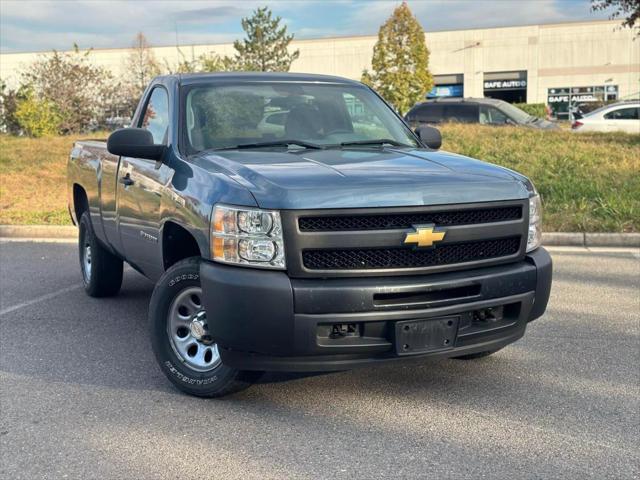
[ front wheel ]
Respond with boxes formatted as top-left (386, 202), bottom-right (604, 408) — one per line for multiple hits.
top-left (149, 257), bottom-right (261, 397)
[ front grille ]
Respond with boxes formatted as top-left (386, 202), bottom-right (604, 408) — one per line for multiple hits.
top-left (298, 206), bottom-right (522, 232)
top-left (302, 237), bottom-right (520, 271)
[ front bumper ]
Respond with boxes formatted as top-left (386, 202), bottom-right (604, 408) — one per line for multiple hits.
top-left (200, 247), bottom-right (552, 372)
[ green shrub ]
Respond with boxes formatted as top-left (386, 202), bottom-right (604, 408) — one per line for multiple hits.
top-left (15, 92), bottom-right (62, 137)
top-left (514, 103), bottom-right (547, 119)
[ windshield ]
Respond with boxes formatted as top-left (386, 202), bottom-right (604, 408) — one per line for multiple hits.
top-left (183, 82), bottom-right (419, 152)
top-left (496, 101), bottom-right (533, 123)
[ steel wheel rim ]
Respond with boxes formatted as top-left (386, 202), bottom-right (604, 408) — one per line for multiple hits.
top-left (82, 242), bottom-right (92, 282)
top-left (167, 286), bottom-right (221, 372)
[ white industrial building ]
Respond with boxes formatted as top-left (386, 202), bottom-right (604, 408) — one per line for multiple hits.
top-left (1, 19), bottom-right (638, 119)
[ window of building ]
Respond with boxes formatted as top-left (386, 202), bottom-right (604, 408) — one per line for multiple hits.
top-left (427, 74), bottom-right (464, 99)
top-left (547, 85), bottom-right (619, 120)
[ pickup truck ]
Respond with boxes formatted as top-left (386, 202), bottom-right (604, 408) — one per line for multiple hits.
top-left (68, 73), bottom-right (552, 397)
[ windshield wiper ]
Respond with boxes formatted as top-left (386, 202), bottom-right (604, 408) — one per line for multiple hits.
top-left (215, 140), bottom-right (325, 151)
top-left (339, 139), bottom-right (412, 148)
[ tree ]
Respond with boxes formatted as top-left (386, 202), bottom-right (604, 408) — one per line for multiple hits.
top-left (199, 53), bottom-right (235, 72)
top-left (163, 52), bottom-right (234, 74)
top-left (125, 33), bottom-right (161, 103)
top-left (14, 88), bottom-right (62, 137)
top-left (21, 45), bottom-right (121, 133)
top-left (361, 2), bottom-right (433, 115)
top-left (592, 0), bottom-right (640, 35)
top-left (233, 7), bottom-right (300, 71)
top-left (0, 80), bottom-right (24, 134)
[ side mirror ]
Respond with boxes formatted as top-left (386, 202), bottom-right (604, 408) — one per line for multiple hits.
top-left (107, 128), bottom-right (165, 161)
top-left (415, 126), bottom-right (442, 150)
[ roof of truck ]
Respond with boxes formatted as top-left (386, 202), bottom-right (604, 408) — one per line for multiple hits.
top-left (163, 72), bottom-right (364, 86)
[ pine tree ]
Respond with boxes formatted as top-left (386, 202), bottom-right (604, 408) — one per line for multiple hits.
top-left (362, 2), bottom-right (433, 115)
top-left (233, 7), bottom-right (300, 72)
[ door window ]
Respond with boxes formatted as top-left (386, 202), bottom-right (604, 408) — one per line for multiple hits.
top-left (604, 107), bottom-right (639, 120)
top-left (140, 88), bottom-right (169, 144)
top-left (480, 105), bottom-right (509, 125)
top-left (442, 104), bottom-right (478, 123)
top-left (408, 104), bottom-right (444, 123)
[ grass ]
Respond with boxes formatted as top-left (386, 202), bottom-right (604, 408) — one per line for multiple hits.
top-left (440, 124), bottom-right (639, 232)
top-left (0, 126), bottom-right (638, 231)
top-left (0, 133), bottom-right (105, 225)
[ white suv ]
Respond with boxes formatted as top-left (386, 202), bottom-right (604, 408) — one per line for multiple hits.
top-left (572, 102), bottom-right (640, 134)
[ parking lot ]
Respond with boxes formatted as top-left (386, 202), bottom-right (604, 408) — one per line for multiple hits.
top-left (0, 241), bottom-right (638, 479)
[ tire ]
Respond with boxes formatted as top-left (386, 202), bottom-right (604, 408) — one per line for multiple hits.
top-left (78, 211), bottom-right (123, 297)
top-left (451, 348), bottom-right (502, 360)
top-left (149, 257), bottom-right (261, 397)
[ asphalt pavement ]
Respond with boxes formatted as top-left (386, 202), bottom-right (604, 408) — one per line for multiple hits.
top-left (1, 241), bottom-right (638, 479)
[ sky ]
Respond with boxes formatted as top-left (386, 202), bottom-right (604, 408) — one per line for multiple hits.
top-left (0, 0), bottom-right (613, 54)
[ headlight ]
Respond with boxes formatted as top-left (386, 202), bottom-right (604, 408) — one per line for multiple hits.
top-left (526, 194), bottom-right (542, 252)
top-left (211, 205), bottom-right (285, 269)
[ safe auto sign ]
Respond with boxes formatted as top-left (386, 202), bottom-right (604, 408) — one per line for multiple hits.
top-left (483, 80), bottom-right (527, 90)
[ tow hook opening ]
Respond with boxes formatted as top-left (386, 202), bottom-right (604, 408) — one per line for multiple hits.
top-left (473, 307), bottom-right (500, 324)
top-left (330, 323), bottom-right (360, 338)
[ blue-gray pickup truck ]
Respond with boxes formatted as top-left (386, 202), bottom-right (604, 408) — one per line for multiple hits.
top-left (68, 73), bottom-right (552, 397)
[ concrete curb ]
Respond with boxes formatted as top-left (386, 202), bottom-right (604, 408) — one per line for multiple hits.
top-left (0, 225), bottom-right (77, 239)
top-left (1, 225), bottom-right (638, 247)
top-left (543, 232), bottom-right (640, 247)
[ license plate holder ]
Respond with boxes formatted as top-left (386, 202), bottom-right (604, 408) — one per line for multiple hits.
top-left (395, 316), bottom-right (459, 355)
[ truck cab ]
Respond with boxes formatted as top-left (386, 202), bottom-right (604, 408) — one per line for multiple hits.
top-left (68, 73), bottom-right (552, 397)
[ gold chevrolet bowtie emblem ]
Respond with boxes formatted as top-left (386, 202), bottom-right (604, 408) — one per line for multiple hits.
top-left (404, 225), bottom-right (446, 248)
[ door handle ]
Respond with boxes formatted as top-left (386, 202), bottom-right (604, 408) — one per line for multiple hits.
top-left (119, 173), bottom-right (134, 186)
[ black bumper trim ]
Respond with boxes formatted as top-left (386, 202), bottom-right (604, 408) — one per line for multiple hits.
top-left (220, 326), bottom-right (526, 372)
top-left (200, 247), bottom-right (552, 371)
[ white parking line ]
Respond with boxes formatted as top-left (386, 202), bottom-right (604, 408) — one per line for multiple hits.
top-left (0, 284), bottom-right (82, 316)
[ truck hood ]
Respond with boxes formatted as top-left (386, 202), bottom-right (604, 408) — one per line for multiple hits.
top-left (192, 147), bottom-right (530, 209)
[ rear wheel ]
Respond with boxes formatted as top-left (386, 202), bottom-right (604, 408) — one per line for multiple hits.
top-left (78, 212), bottom-right (123, 297)
top-left (149, 257), bottom-right (261, 397)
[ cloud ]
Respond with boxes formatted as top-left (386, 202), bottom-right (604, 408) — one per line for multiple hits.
top-left (173, 5), bottom-right (246, 24)
top-left (0, 0), bottom-right (609, 53)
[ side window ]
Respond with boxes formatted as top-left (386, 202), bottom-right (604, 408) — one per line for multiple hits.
top-left (265, 112), bottom-right (287, 126)
top-left (604, 107), bottom-right (639, 120)
top-left (443, 104), bottom-right (478, 123)
top-left (140, 88), bottom-right (169, 144)
top-left (409, 104), bottom-right (444, 123)
top-left (480, 106), bottom-right (508, 125)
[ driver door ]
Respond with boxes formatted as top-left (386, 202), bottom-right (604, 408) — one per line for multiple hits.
top-left (116, 86), bottom-right (173, 278)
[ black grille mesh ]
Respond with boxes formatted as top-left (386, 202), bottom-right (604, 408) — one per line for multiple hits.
top-left (302, 237), bottom-right (520, 270)
top-left (298, 206), bottom-right (521, 232)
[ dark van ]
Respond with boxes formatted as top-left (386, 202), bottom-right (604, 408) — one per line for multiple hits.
top-left (405, 98), bottom-right (558, 130)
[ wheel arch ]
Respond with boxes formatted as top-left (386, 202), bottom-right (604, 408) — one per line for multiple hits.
top-left (73, 183), bottom-right (89, 223)
top-left (161, 220), bottom-right (206, 271)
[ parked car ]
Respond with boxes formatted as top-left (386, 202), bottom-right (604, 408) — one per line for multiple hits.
top-left (68, 73), bottom-right (552, 398)
top-left (571, 101), bottom-right (640, 134)
top-left (405, 98), bottom-right (559, 130)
